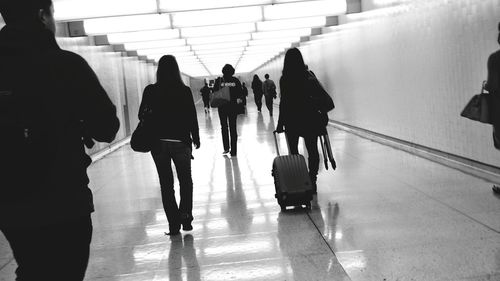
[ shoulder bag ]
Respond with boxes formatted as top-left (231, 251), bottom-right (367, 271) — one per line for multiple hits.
top-left (461, 81), bottom-right (491, 124)
top-left (210, 78), bottom-right (231, 108)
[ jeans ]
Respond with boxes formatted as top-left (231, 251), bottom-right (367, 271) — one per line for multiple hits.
top-left (286, 132), bottom-right (320, 184)
top-left (265, 95), bottom-right (274, 115)
top-left (151, 141), bottom-right (193, 231)
top-left (254, 93), bottom-right (263, 111)
top-left (1, 214), bottom-right (92, 281)
top-left (218, 106), bottom-right (238, 155)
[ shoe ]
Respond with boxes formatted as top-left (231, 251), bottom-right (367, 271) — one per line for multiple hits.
top-left (180, 214), bottom-right (193, 231)
top-left (493, 185), bottom-right (500, 194)
top-left (223, 149), bottom-right (230, 154)
top-left (230, 151), bottom-right (236, 157)
top-left (165, 225), bottom-right (180, 235)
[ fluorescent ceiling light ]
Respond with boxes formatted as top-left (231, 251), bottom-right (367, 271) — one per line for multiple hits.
top-left (257, 16), bottom-right (326, 31)
top-left (106, 30), bottom-right (180, 44)
top-left (172, 6), bottom-right (262, 27)
top-left (124, 39), bottom-right (186, 50)
top-left (264, 0), bottom-right (347, 20)
top-left (245, 43), bottom-right (290, 51)
top-left (137, 46), bottom-right (192, 55)
top-left (251, 28), bottom-right (311, 39)
top-left (181, 23), bottom-right (256, 37)
top-left (187, 34), bottom-right (251, 45)
top-left (197, 52), bottom-right (243, 59)
top-left (195, 47), bottom-right (246, 55)
top-left (191, 41), bottom-right (248, 51)
top-left (159, 0), bottom-right (271, 12)
top-left (84, 14), bottom-right (171, 35)
top-left (53, 0), bottom-right (157, 21)
top-left (248, 37), bottom-right (301, 46)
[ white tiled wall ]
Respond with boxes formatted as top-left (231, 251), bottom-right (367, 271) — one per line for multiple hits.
top-left (257, 0), bottom-right (500, 167)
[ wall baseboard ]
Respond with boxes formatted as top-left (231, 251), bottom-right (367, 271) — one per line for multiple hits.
top-left (90, 137), bottom-right (131, 162)
top-left (329, 120), bottom-right (500, 185)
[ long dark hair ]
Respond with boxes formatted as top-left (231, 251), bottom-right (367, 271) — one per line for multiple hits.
top-left (156, 55), bottom-right (185, 88)
top-left (282, 48), bottom-right (307, 81)
top-left (252, 74), bottom-right (261, 83)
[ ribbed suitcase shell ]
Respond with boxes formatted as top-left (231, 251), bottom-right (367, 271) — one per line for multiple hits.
top-left (272, 154), bottom-right (313, 210)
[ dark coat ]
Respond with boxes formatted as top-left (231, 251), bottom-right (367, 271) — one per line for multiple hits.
top-left (0, 23), bottom-right (120, 228)
top-left (139, 84), bottom-right (200, 147)
top-left (213, 76), bottom-right (244, 113)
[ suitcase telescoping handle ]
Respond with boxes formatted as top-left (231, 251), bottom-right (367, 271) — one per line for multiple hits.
top-left (273, 131), bottom-right (290, 156)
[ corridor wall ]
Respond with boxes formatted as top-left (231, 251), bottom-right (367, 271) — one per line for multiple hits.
top-left (256, 0), bottom-right (500, 167)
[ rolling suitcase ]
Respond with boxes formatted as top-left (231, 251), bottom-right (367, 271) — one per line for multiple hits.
top-left (272, 131), bottom-right (313, 211)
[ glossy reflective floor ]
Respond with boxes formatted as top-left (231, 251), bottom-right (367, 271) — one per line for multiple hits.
top-left (1, 102), bottom-right (500, 281)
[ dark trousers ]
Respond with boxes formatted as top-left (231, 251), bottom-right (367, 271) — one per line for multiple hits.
top-left (1, 214), bottom-right (92, 281)
top-left (218, 106), bottom-right (238, 154)
top-left (254, 93), bottom-right (263, 111)
top-left (287, 132), bottom-right (320, 184)
top-left (265, 95), bottom-right (274, 115)
top-left (151, 141), bottom-right (193, 231)
top-left (202, 96), bottom-right (210, 109)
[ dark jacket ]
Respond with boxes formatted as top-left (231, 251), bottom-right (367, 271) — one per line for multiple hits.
top-left (139, 84), bottom-right (200, 146)
top-left (278, 71), bottom-right (334, 136)
top-left (0, 23), bottom-right (120, 228)
top-left (213, 76), bottom-right (244, 112)
top-left (252, 79), bottom-right (263, 96)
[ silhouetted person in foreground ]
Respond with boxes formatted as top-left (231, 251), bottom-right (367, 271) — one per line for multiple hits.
top-left (252, 74), bottom-right (264, 112)
top-left (263, 73), bottom-right (277, 116)
top-left (200, 82), bottom-right (211, 113)
top-left (213, 64), bottom-right (244, 157)
top-left (276, 48), bottom-right (334, 193)
top-left (241, 81), bottom-right (248, 108)
top-left (488, 23), bottom-right (500, 194)
top-left (139, 55), bottom-right (200, 235)
top-left (0, 0), bottom-right (120, 279)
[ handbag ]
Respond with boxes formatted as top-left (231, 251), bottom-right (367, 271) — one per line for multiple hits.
top-left (131, 87), bottom-right (156, 152)
top-left (461, 81), bottom-right (491, 124)
top-left (308, 75), bottom-right (334, 130)
top-left (210, 79), bottom-right (230, 108)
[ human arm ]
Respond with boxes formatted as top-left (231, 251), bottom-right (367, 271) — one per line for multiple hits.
top-left (187, 87), bottom-right (200, 149)
top-left (71, 55), bottom-right (120, 143)
top-left (486, 53), bottom-right (500, 95)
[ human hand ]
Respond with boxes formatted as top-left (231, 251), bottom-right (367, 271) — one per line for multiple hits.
top-left (194, 141), bottom-right (200, 149)
top-left (237, 98), bottom-right (243, 104)
top-left (275, 126), bottom-right (284, 133)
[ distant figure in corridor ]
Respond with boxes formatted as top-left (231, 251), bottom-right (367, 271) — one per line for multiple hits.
top-left (263, 73), bottom-right (277, 116)
top-left (139, 55), bottom-right (200, 235)
top-left (0, 0), bottom-right (120, 280)
top-left (276, 48), bottom-right (334, 194)
top-left (488, 22), bottom-right (500, 194)
top-left (200, 82), bottom-right (211, 113)
top-left (213, 64), bottom-right (244, 157)
top-left (252, 74), bottom-right (264, 112)
top-left (241, 81), bottom-right (249, 108)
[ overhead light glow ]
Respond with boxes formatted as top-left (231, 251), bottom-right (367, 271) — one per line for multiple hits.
top-left (172, 6), bottom-right (262, 27)
top-left (107, 29), bottom-right (180, 44)
top-left (251, 28), bottom-right (311, 39)
top-left (124, 39), bottom-right (187, 50)
top-left (137, 46), bottom-right (192, 56)
top-left (181, 23), bottom-right (256, 37)
top-left (197, 52), bottom-right (243, 59)
top-left (248, 36), bottom-right (301, 46)
top-left (245, 43), bottom-right (290, 51)
top-left (54, 0), bottom-right (157, 21)
top-left (187, 34), bottom-right (251, 45)
top-left (191, 41), bottom-right (248, 51)
top-left (264, 0), bottom-right (347, 20)
top-left (159, 0), bottom-right (271, 12)
top-left (84, 14), bottom-right (171, 35)
top-left (195, 47), bottom-right (246, 55)
top-left (257, 16), bottom-right (326, 31)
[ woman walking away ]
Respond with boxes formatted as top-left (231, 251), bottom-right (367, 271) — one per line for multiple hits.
top-left (252, 74), bottom-right (264, 112)
top-left (488, 22), bottom-right (500, 194)
top-left (138, 55), bottom-right (200, 235)
top-left (200, 82), bottom-right (211, 113)
top-left (213, 64), bottom-right (244, 156)
top-left (276, 48), bottom-right (334, 194)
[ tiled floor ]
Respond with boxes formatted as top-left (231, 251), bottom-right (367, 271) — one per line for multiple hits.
top-left (1, 102), bottom-right (500, 281)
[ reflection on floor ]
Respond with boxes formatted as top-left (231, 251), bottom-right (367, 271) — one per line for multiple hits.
top-left (1, 102), bottom-right (500, 281)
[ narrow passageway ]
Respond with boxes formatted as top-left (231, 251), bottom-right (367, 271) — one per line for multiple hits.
top-left (1, 101), bottom-right (500, 281)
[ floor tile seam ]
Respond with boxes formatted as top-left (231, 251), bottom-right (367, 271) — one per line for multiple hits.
top-left (306, 211), bottom-right (352, 281)
top-left (326, 127), bottom-right (500, 234)
top-left (90, 231), bottom-right (282, 251)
